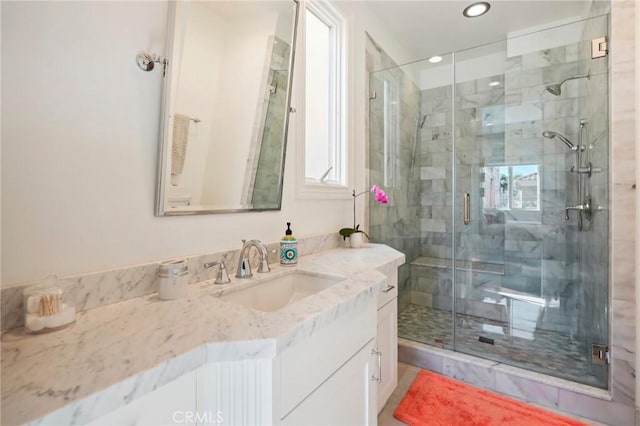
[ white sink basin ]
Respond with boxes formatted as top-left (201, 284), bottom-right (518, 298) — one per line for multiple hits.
top-left (220, 271), bottom-right (345, 312)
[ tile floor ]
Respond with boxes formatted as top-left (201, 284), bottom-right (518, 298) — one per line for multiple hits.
top-left (377, 362), bottom-right (609, 426)
top-left (397, 304), bottom-right (604, 388)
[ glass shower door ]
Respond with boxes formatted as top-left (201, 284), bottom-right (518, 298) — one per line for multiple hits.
top-left (453, 16), bottom-right (609, 388)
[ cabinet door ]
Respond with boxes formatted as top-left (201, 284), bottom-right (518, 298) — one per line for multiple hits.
top-left (281, 339), bottom-right (376, 426)
top-left (196, 358), bottom-right (275, 426)
top-left (377, 298), bottom-right (398, 412)
top-left (88, 371), bottom-right (197, 426)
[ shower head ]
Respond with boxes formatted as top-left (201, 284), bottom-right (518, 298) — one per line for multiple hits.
top-left (542, 130), bottom-right (576, 150)
top-left (545, 84), bottom-right (562, 96)
top-left (545, 70), bottom-right (591, 96)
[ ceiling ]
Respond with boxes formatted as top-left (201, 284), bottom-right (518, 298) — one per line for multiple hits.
top-left (364, 0), bottom-right (592, 61)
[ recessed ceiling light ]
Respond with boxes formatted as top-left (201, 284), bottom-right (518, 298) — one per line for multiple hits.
top-left (488, 81), bottom-right (500, 87)
top-left (428, 56), bottom-right (443, 63)
top-left (463, 2), bottom-right (490, 18)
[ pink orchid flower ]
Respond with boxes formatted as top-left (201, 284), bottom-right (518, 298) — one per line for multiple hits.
top-left (339, 185), bottom-right (390, 241)
top-left (371, 185), bottom-right (389, 204)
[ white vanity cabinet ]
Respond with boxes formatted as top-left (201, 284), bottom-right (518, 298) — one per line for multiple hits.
top-left (86, 274), bottom-right (397, 426)
top-left (376, 268), bottom-right (399, 413)
top-left (88, 371), bottom-right (197, 426)
top-left (196, 296), bottom-right (378, 425)
top-left (88, 296), bottom-right (380, 426)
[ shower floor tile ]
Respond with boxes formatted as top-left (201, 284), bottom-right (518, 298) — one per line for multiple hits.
top-left (398, 304), bottom-right (604, 388)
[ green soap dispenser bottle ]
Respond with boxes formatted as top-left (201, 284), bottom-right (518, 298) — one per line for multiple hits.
top-left (280, 222), bottom-right (298, 266)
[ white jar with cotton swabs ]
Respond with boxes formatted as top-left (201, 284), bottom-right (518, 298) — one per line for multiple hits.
top-left (23, 278), bottom-right (76, 334)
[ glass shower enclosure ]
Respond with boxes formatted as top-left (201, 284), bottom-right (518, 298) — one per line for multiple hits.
top-left (368, 15), bottom-right (609, 388)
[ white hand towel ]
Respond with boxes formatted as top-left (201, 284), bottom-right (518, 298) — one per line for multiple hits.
top-left (171, 113), bottom-right (191, 176)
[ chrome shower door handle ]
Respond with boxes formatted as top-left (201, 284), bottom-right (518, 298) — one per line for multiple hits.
top-left (463, 193), bottom-right (470, 225)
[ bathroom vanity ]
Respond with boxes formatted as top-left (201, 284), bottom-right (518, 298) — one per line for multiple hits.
top-left (1, 244), bottom-right (403, 425)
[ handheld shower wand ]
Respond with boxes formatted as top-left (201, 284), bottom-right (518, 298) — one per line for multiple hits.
top-left (542, 130), bottom-right (577, 151)
top-left (543, 130), bottom-right (581, 181)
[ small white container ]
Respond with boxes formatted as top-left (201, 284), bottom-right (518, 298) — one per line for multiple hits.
top-left (23, 278), bottom-right (76, 334)
top-left (349, 232), bottom-right (364, 248)
top-left (158, 260), bottom-right (189, 300)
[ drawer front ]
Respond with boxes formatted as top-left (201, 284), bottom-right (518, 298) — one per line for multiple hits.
top-left (377, 271), bottom-right (398, 309)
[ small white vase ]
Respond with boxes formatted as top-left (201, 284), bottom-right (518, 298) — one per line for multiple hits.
top-left (349, 232), bottom-right (364, 248)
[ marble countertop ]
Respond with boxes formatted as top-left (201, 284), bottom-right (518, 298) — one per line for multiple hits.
top-left (1, 244), bottom-right (404, 425)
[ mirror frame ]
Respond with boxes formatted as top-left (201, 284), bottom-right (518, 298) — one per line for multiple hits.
top-left (155, 0), bottom-right (300, 216)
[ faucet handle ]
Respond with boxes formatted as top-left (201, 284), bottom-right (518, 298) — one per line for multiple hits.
top-left (215, 261), bottom-right (231, 284)
top-left (257, 256), bottom-right (270, 273)
top-left (255, 241), bottom-right (271, 273)
top-left (204, 261), bottom-right (231, 284)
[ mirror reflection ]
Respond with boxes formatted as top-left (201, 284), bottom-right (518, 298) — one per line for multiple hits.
top-left (156, 0), bottom-right (299, 215)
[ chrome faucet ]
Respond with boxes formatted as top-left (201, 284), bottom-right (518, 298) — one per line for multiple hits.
top-left (236, 240), bottom-right (271, 278)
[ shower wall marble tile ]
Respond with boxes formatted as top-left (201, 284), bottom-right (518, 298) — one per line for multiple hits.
top-left (419, 85), bottom-right (453, 264)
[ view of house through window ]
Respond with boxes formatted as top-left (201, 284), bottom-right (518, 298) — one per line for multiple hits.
top-left (481, 164), bottom-right (540, 211)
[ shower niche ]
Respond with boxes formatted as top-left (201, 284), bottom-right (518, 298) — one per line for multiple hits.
top-left (368, 13), bottom-right (609, 388)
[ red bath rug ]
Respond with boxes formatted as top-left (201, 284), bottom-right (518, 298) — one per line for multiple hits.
top-left (394, 370), bottom-right (587, 426)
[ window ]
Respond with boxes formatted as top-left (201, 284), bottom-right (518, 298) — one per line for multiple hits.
top-left (302, 1), bottom-right (346, 190)
top-left (482, 164), bottom-right (540, 211)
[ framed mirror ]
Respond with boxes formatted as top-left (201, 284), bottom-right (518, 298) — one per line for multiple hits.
top-left (156, 0), bottom-right (299, 215)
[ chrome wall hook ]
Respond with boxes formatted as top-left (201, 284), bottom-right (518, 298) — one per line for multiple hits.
top-left (136, 53), bottom-right (167, 73)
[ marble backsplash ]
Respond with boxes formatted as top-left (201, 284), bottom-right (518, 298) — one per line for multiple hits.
top-left (0, 232), bottom-right (342, 331)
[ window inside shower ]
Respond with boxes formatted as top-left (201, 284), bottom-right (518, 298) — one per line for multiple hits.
top-left (367, 13), bottom-right (609, 389)
top-left (481, 165), bottom-right (540, 212)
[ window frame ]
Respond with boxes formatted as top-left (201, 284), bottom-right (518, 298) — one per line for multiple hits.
top-left (296, 0), bottom-right (350, 199)
top-left (481, 164), bottom-right (541, 212)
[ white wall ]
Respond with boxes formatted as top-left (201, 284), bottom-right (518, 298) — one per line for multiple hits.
top-left (0, 1), bottom-right (351, 285)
